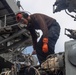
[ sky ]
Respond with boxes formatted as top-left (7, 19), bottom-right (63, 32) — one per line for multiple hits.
top-left (18, 0), bottom-right (76, 54)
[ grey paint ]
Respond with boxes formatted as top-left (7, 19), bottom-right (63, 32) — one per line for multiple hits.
top-left (65, 40), bottom-right (76, 75)
top-left (68, 44), bottom-right (76, 66)
top-left (6, 0), bottom-right (19, 14)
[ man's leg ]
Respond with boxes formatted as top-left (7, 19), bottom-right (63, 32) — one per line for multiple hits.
top-left (36, 21), bottom-right (60, 64)
top-left (48, 21), bottom-right (60, 55)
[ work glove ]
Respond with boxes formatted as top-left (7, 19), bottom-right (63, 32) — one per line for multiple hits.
top-left (42, 38), bottom-right (48, 53)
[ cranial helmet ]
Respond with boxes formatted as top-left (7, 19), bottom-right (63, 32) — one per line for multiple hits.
top-left (21, 12), bottom-right (29, 19)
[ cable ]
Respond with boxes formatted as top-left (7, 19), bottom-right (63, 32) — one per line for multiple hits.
top-left (33, 67), bottom-right (40, 75)
top-left (65, 9), bottom-right (76, 19)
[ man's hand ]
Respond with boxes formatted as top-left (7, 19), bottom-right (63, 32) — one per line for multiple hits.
top-left (42, 38), bottom-right (48, 53)
top-left (32, 50), bottom-right (36, 55)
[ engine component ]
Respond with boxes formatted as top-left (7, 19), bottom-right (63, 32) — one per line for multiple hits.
top-left (53, 0), bottom-right (76, 13)
top-left (41, 53), bottom-right (64, 73)
top-left (65, 28), bottom-right (76, 39)
top-left (65, 40), bottom-right (76, 75)
top-left (68, 43), bottom-right (76, 66)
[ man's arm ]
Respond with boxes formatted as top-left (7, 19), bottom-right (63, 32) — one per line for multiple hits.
top-left (34, 14), bottom-right (49, 53)
top-left (29, 28), bottom-right (37, 50)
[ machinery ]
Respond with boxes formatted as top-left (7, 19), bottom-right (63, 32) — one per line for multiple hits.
top-left (0, 0), bottom-right (34, 73)
top-left (32, 0), bottom-right (76, 75)
top-left (0, 0), bottom-right (76, 75)
top-left (22, 0), bottom-right (76, 75)
top-left (53, 0), bottom-right (76, 20)
top-left (0, 0), bottom-right (40, 73)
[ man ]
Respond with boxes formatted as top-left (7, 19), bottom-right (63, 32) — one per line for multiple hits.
top-left (16, 11), bottom-right (60, 64)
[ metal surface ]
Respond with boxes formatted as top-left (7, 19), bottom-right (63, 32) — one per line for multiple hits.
top-left (53, 0), bottom-right (76, 13)
top-left (65, 40), bottom-right (76, 75)
top-left (0, 0), bottom-right (19, 25)
top-left (0, 0), bottom-right (33, 72)
top-left (0, 0), bottom-right (32, 54)
top-left (68, 42), bottom-right (76, 66)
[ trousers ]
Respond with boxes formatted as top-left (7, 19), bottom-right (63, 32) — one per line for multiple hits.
top-left (36, 20), bottom-right (60, 64)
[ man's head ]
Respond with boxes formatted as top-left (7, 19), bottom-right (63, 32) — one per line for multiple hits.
top-left (16, 11), bottom-right (30, 25)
